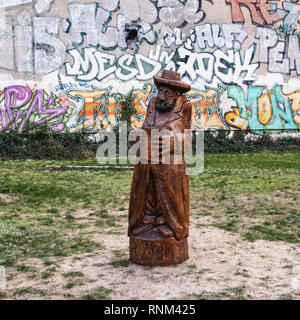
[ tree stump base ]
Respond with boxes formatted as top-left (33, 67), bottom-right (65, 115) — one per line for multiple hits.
top-left (129, 228), bottom-right (188, 266)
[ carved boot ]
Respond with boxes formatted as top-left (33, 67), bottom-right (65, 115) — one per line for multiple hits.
top-left (157, 224), bottom-right (174, 238)
top-left (132, 212), bottom-right (156, 236)
top-left (132, 223), bottom-right (153, 236)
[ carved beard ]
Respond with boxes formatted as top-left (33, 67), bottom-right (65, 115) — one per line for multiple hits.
top-left (155, 99), bottom-right (176, 113)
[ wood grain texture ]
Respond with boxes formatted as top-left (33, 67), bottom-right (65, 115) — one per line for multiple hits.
top-left (130, 229), bottom-right (188, 266)
top-left (128, 70), bottom-right (192, 266)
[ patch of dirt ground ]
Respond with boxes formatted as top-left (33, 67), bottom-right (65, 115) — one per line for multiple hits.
top-left (4, 214), bottom-right (300, 300)
top-left (0, 193), bottom-right (18, 204)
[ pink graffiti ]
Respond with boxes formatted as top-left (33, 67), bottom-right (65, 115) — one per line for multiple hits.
top-left (0, 86), bottom-right (68, 132)
top-left (5, 86), bottom-right (32, 131)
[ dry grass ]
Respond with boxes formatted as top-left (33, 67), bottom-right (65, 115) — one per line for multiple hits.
top-left (0, 152), bottom-right (299, 300)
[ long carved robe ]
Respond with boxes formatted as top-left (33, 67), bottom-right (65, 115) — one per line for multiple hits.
top-left (128, 94), bottom-right (192, 241)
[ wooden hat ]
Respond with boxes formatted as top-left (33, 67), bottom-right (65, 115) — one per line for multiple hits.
top-left (153, 70), bottom-right (191, 93)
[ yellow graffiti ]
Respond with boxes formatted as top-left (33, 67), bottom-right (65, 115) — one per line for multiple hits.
top-left (225, 107), bottom-right (248, 130)
top-left (67, 84), bottom-right (227, 132)
top-left (284, 89), bottom-right (300, 128)
top-left (68, 88), bottom-right (119, 132)
top-left (225, 88), bottom-right (300, 130)
top-left (257, 94), bottom-right (272, 125)
top-left (186, 86), bottom-right (227, 130)
top-left (67, 84), bottom-right (155, 132)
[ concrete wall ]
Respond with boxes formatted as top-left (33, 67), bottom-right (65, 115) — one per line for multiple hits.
top-left (0, 0), bottom-right (299, 134)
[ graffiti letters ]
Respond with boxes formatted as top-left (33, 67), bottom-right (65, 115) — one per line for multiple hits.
top-left (65, 44), bottom-right (259, 84)
top-left (0, 86), bottom-right (71, 132)
top-left (67, 83), bottom-right (228, 133)
top-left (256, 27), bottom-right (300, 75)
top-left (226, 1), bottom-right (300, 36)
top-left (0, 0), bottom-right (298, 136)
top-left (34, 17), bottom-right (66, 75)
top-left (225, 85), bottom-right (300, 134)
top-left (226, 0), bottom-right (283, 25)
top-left (34, 0), bottom-right (55, 14)
top-left (195, 23), bottom-right (248, 50)
top-left (0, 0), bottom-right (33, 9)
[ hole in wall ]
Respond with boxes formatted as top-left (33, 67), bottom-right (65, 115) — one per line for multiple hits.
top-left (125, 24), bottom-right (141, 47)
top-left (126, 29), bottom-right (138, 42)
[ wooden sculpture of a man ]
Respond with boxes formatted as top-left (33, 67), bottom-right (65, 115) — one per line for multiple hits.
top-left (128, 70), bottom-right (192, 266)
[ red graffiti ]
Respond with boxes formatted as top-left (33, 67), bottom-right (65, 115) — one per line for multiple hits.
top-left (226, 0), bottom-right (279, 25)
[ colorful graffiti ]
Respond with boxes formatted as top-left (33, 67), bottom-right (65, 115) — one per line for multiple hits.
top-left (67, 83), bottom-right (156, 132)
top-left (226, 1), bottom-right (300, 35)
top-left (0, 1), bottom-right (298, 136)
top-left (1, 82), bottom-right (298, 135)
top-left (65, 82), bottom-right (300, 135)
top-left (186, 85), bottom-right (228, 131)
top-left (225, 85), bottom-right (300, 134)
top-left (0, 86), bottom-right (72, 132)
top-left (0, 1), bottom-right (298, 80)
top-left (226, 0), bottom-right (285, 25)
top-left (66, 83), bottom-right (227, 132)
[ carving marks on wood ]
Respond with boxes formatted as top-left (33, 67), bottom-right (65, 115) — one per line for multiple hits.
top-left (130, 239), bottom-right (172, 260)
top-left (129, 235), bottom-right (188, 266)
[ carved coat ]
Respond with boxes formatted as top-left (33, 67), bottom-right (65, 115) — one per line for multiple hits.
top-left (128, 94), bottom-right (192, 241)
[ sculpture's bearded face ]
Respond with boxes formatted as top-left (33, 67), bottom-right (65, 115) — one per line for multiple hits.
top-left (155, 86), bottom-right (180, 112)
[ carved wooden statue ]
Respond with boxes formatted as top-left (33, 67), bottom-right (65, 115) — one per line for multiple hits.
top-left (128, 70), bottom-right (192, 266)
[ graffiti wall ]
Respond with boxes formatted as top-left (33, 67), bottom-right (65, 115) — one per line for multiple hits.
top-left (0, 0), bottom-right (299, 134)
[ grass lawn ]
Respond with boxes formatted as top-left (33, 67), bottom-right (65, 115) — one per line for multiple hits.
top-left (0, 151), bottom-right (299, 300)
